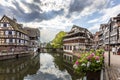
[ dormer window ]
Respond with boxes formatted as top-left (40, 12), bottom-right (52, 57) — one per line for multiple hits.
top-left (3, 23), bottom-right (7, 27)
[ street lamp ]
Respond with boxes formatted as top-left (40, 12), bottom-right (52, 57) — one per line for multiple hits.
top-left (108, 19), bottom-right (112, 66)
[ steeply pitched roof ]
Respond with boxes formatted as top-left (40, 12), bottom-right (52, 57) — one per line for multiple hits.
top-left (24, 27), bottom-right (40, 37)
top-left (64, 25), bottom-right (93, 38)
top-left (0, 15), bottom-right (27, 34)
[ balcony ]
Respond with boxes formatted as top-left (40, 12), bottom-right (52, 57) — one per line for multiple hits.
top-left (99, 42), bottom-right (103, 45)
top-left (0, 43), bottom-right (17, 45)
top-left (63, 36), bottom-right (85, 41)
top-left (110, 31), bottom-right (117, 36)
top-left (110, 40), bottom-right (118, 44)
top-left (65, 31), bottom-right (85, 37)
top-left (104, 41), bottom-right (109, 44)
top-left (0, 35), bottom-right (29, 41)
top-left (99, 37), bottom-right (104, 41)
top-left (0, 35), bottom-right (17, 38)
top-left (0, 42), bottom-right (29, 46)
top-left (63, 42), bottom-right (85, 45)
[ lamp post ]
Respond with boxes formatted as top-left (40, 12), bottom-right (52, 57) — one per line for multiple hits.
top-left (108, 19), bottom-right (111, 66)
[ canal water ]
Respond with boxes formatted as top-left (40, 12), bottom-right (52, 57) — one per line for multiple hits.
top-left (0, 53), bottom-right (81, 80)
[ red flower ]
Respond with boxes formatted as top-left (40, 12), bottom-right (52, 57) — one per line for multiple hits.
top-left (95, 56), bottom-right (100, 60)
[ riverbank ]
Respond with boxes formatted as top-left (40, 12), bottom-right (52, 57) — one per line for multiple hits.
top-left (0, 51), bottom-right (32, 60)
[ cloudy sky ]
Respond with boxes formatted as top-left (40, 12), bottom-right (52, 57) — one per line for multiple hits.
top-left (0, 0), bottom-right (120, 42)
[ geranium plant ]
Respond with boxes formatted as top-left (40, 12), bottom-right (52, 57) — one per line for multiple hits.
top-left (73, 49), bottom-right (104, 74)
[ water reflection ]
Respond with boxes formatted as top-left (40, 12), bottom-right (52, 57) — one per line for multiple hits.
top-left (0, 52), bottom-right (81, 80)
top-left (0, 56), bottom-right (40, 80)
top-left (24, 53), bottom-right (72, 80)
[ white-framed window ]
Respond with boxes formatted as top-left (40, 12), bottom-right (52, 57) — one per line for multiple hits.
top-left (13, 39), bottom-right (15, 43)
top-left (17, 39), bottom-right (19, 43)
top-left (7, 24), bottom-right (10, 27)
top-left (17, 32), bottom-right (19, 36)
top-left (0, 23), bottom-right (3, 27)
top-left (5, 31), bottom-right (8, 35)
top-left (12, 31), bottom-right (15, 35)
top-left (6, 39), bottom-right (9, 43)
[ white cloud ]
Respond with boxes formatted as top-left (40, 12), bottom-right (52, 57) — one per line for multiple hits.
top-left (88, 24), bottom-right (100, 33)
top-left (0, 0), bottom-right (17, 10)
top-left (88, 18), bottom-right (100, 23)
top-left (25, 0), bottom-right (34, 4)
top-left (100, 4), bottom-right (120, 22)
top-left (79, 0), bottom-right (109, 17)
top-left (40, 28), bottom-right (59, 42)
top-left (16, 0), bottom-right (32, 13)
top-left (40, 0), bottom-right (71, 12)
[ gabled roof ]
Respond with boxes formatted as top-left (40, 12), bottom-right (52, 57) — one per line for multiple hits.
top-left (24, 27), bottom-right (40, 37)
top-left (64, 25), bottom-right (93, 38)
top-left (0, 15), bottom-right (27, 34)
top-left (71, 25), bottom-right (85, 31)
top-left (71, 25), bottom-right (92, 35)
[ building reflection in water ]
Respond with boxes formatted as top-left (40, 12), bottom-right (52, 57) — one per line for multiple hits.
top-left (63, 53), bottom-right (82, 80)
top-left (0, 55), bottom-right (40, 80)
top-left (24, 53), bottom-right (72, 80)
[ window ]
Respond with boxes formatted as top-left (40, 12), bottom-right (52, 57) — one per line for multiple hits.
top-left (1, 39), bottom-right (4, 43)
top-left (9, 31), bottom-right (12, 35)
top-left (9, 39), bottom-right (13, 43)
top-left (0, 31), bottom-right (4, 36)
top-left (13, 39), bottom-right (15, 43)
top-left (3, 23), bottom-right (7, 27)
top-left (19, 39), bottom-right (21, 43)
top-left (64, 46), bottom-right (66, 50)
top-left (0, 23), bottom-right (3, 27)
top-left (7, 24), bottom-right (9, 27)
top-left (19, 33), bottom-right (21, 37)
top-left (17, 32), bottom-right (19, 36)
top-left (12, 31), bottom-right (15, 35)
top-left (6, 39), bottom-right (9, 43)
top-left (5, 31), bottom-right (8, 35)
top-left (17, 39), bottom-right (19, 43)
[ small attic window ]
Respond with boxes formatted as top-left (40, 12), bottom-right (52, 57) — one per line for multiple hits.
top-left (3, 23), bottom-right (7, 27)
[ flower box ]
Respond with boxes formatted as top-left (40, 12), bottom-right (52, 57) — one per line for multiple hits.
top-left (73, 49), bottom-right (104, 79)
top-left (87, 70), bottom-right (101, 80)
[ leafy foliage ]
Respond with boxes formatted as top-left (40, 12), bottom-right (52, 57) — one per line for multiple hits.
top-left (51, 31), bottom-right (66, 48)
top-left (46, 43), bottom-right (53, 48)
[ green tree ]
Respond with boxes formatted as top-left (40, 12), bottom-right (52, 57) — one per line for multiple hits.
top-left (46, 43), bottom-right (53, 49)
top-left (51, 31), bottom-right (66, 48)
